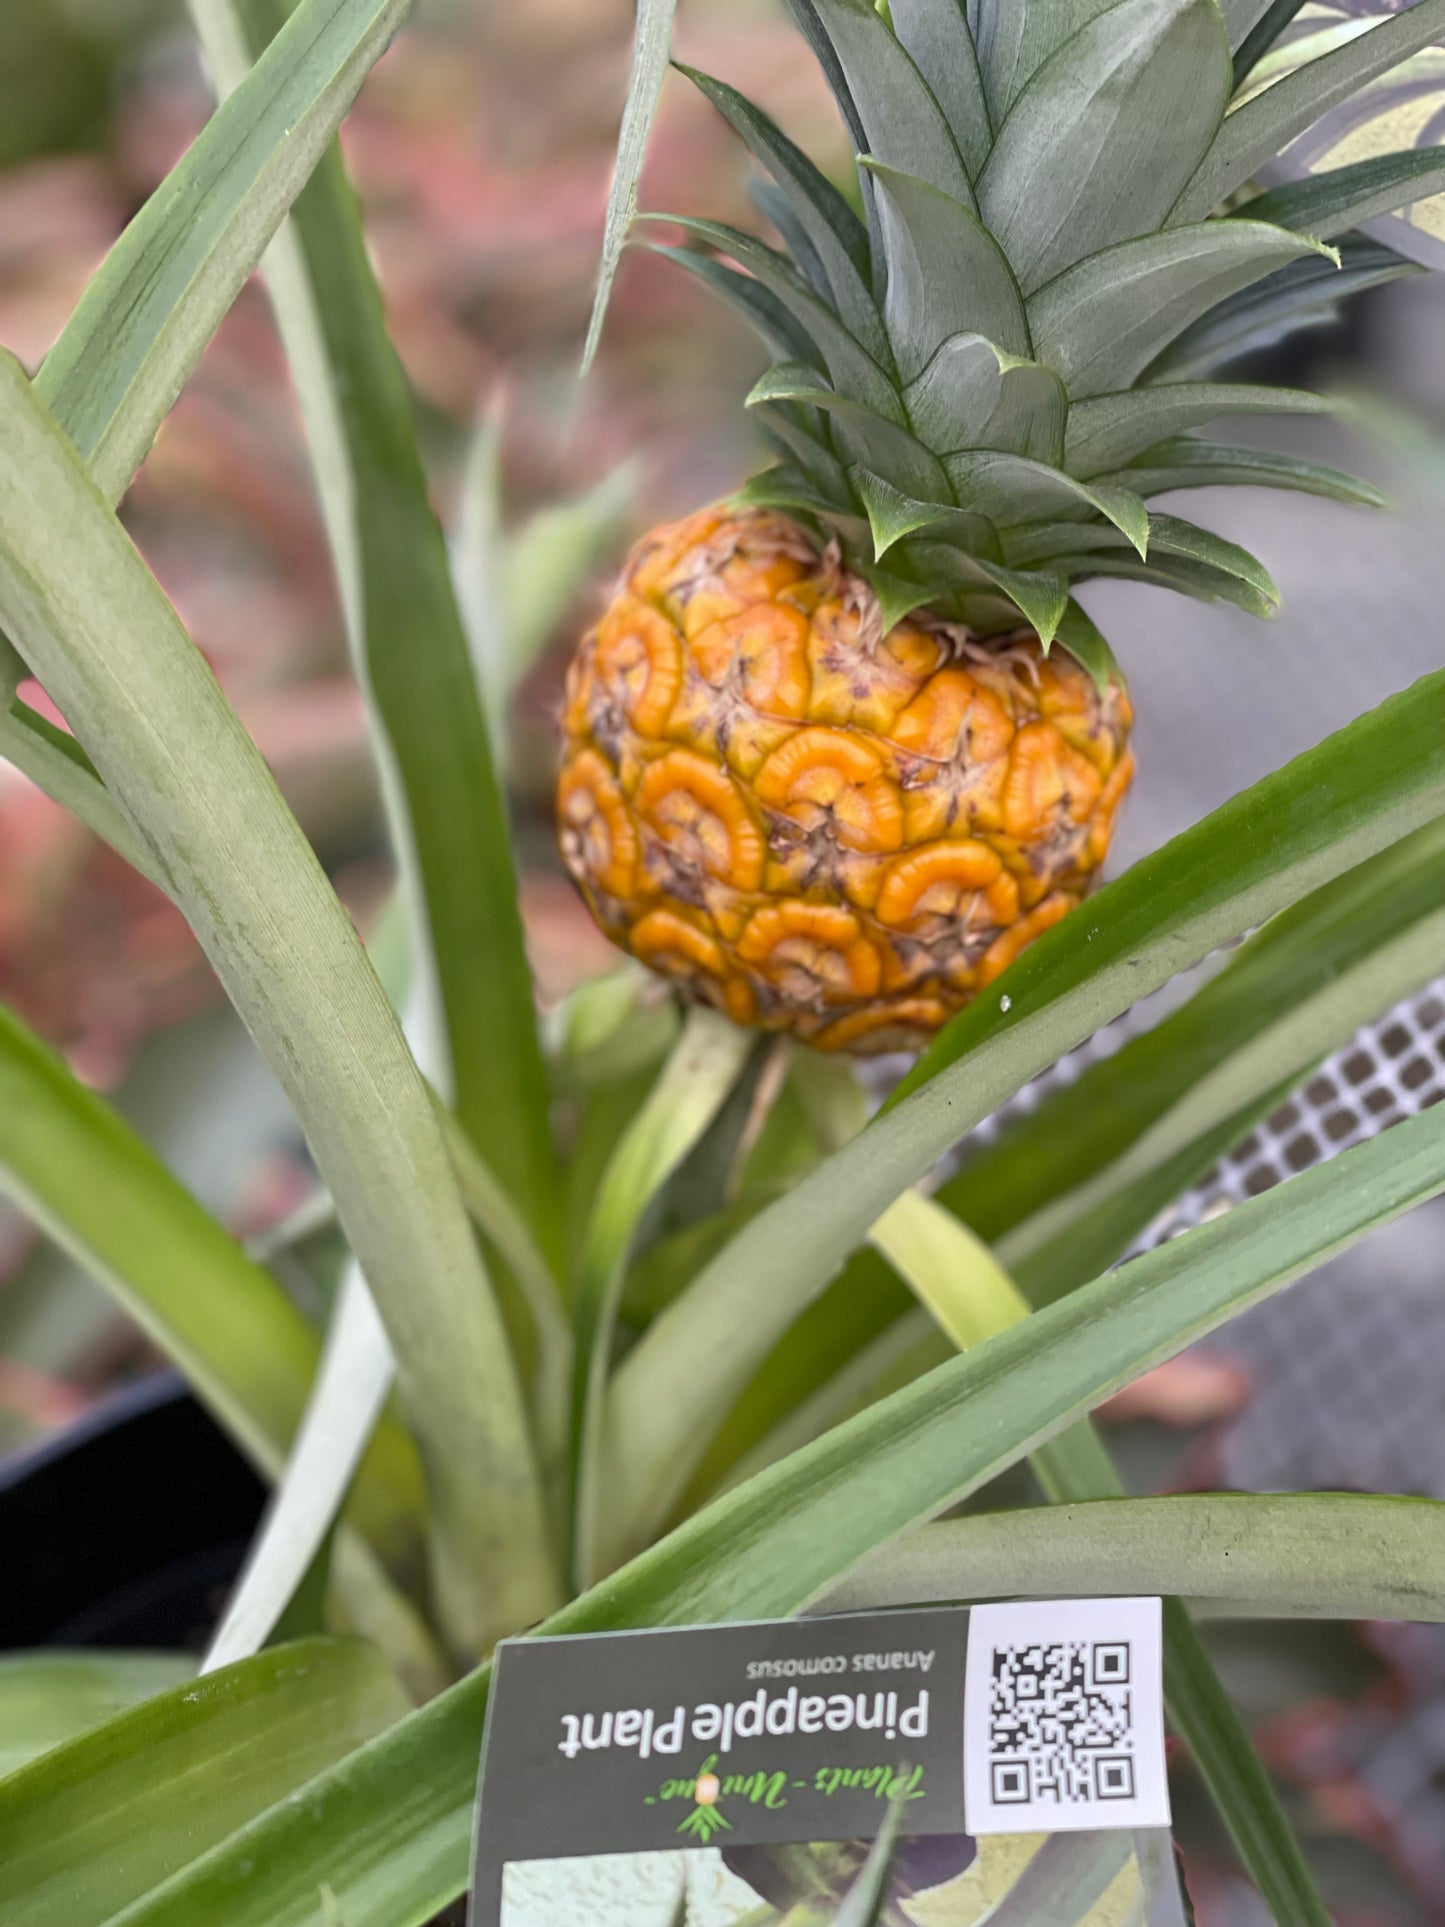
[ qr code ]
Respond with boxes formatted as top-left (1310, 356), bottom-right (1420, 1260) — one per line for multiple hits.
top-left (989, 1639), bottom-right (1135, 1808)
top-left (964, 1597), bottom-right (1169, 1834)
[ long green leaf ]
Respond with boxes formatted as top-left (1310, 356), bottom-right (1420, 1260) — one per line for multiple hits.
top-left (834, 1784), bottom-right (909, 1927)
top-left (0, 1639), bottom-right (408, 1927)
top-left (1173, 0), bottom-right (1445, 223)
top-left (821, 1494), bottom-right (1445, 1622)
top-left (34, 0), bottom-right (410, 504)
top-left (711, 810), bottom-right (1445, 1498)
top-left (581, 0), bottom-right (678, 372)
top-left (711, 1311), bottom-right (938, 1498)
top-left (0, 699), bottom-right (157, 881)
top-left (0, 0), bottom-right (400, 871)
top-left (599, 1104), bottom-right (1445, 1626)
top-left (439, 1101), bottom-right (572, 1475)
top-left (0, 352), bottom-right (557, 1654)
top-left (0, 1001), bottom-right (422, 1562)
top-left (195, 0), bottom-right (559, 1249)
top-left (968, 813), bottom-right (1445, 1299)
top-left (203, 1268), bottom-right (396, 1674)
top-left (1161, 1601), bottom-right (1327, 1924)
top-left (1242, 144), bottom-right (1445, 241)
top-left (0, 1653), bottom-right (193, 1781)
top-left (1230, 0), bottom-right (1311, 78)
top-left (603, 667), bottom-right (1445, 1556)
top-left (867, 1189), bottom-right (1329, 1927)
top-left (1023, 532), bottom-right (1279, 614)
top-left (572, 1009), bottom-right (753, 1587)
top-left (109, 1673), bottom-right (489, 1927)
top-left (110, 1096), bottom-right (1445, 1927)
top-left (1005, 512), bottom-right (1279, 615)
top-left (651, 245), bottom-right (825, 368)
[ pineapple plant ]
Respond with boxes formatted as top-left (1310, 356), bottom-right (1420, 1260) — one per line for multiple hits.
top-left (560, 0), bottom-right (1430, 1051)
top-left (3, 0), bottom-right (1445, 1923)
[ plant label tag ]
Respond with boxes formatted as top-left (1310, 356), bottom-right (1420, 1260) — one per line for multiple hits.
top-left (470, 1601), bottom-right (1183, 1926)
top-left (964, 1596), bottom-right (1171, 1835)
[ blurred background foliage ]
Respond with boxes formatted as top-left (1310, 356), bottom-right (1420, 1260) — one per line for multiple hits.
top-left (3, 3), bottom-right (1445, 1919)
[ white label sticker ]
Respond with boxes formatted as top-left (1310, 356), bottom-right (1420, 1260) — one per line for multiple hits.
top-left (964, 1596), bottom-right (1171, 1835)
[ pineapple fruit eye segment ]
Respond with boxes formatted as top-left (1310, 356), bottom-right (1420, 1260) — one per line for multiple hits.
top-left (557, 509), bottom-right (1134, 1055)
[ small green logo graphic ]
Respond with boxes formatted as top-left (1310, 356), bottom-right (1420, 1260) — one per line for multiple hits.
top-left (674, 1758), bottom-right (732, 1842)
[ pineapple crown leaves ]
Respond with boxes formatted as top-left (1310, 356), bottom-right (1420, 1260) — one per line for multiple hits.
top-left (639, 0), bottom-right (1445, 639)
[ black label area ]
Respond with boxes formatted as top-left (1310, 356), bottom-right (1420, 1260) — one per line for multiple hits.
top-left (470, 1607), bottom-right (969, 1923)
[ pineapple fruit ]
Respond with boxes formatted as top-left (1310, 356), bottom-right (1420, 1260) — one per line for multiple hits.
top-left (560, 0), bottom-right (1430, 1053)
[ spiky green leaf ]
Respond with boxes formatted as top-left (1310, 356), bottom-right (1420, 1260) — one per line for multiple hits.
top-left (1147, 235), bottom-right (1419, 378)
top-left (977, 0), bottom-right (1232, 293)
top-left (602, 668), bottom-right (1445, 1549)
top-left (947, 449), bottom-right (1150, 552)
top-left (887, 0), bottom-right (993, 175)
top-left (970, 0), bottom-right (1119, 122)
top-left (851, 469), bottom-right (994, 558)
top-left (1174, 0), bottom-right (1445, 223)
top-left (906, 334), bottom-right (1066, 460)
top-left (1028, 220), bottom-right (1331, 397)
top-left (1241, 144), bottom-right (1445, 241)
top-left (646, 245), bottom-right (822, 367)
top-left (810, 0), bottom-right (976, 206)
top-left (581, 0), bottom-right (677, 371)
top-left (857, 562), bottom-right (940, 632)
top-left (971, 559), bottom-right (1070, 643)
top-left (1038, 543), bottom-right (1281, 616)
top-left (1229, 0), bottom-right (1310, 76)
top-left (653, 215), bottom-right (903, 416)
top-left (1065, 380), bottom-right (1331, 474)
top-left (1096, 435), bottom-right (1385, 506)
top-left (1054, 598), bottom-right (1125, 694)
top-left (749, 365), bottom-right (953, 500)
top-left (864, 161), bottom-right (1029, 376)
top-left (679, 66), bottom-right (885, 356)
top-left (1007, 511), bottom-right (1279, 614)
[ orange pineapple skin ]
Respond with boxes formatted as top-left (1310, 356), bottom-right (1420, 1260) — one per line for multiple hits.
top-left (558, 508), bottom-right (1134, 1054)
